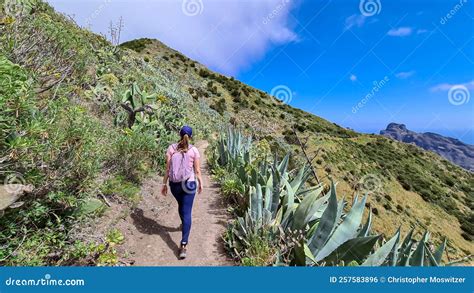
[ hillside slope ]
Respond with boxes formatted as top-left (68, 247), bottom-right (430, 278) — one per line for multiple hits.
top-left (0, 0), bottom-right (472, 265)
top-left (381, 123), bottom-right (474, 172)
top-left (0, 1), bottom-right (222, 265)
top-left (121, 38), bottom-right (473, 258)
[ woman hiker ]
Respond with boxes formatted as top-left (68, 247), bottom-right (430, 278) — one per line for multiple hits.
top-left (161, 126), bottom-right (203, 259)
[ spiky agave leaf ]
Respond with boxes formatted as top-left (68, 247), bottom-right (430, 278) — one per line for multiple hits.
top-left (362, 229), bottom-right (400, 266)
top-left (433, 238), bottom-right (447, 265)
top-left (314, 193), bottom-right (368, 262)
top-left (396, 227), bottom-right (415, 265)
top-left (322, 235), bottom-right (380, 265)
top-left (291, 184), bottom-right (324, 231)
top-left (358, 208), bottom-right (373, 237)
top-left (409, 231), bottom-right (429, 266)
top-left (307, 181), bottom-right (339, 257)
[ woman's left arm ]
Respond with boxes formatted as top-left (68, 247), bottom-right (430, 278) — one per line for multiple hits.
top-left (194, 157), bottom-right (203, 194)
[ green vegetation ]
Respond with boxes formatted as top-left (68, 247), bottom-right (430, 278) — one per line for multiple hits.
top-left (120, 38), bottom-right (153, 53)
top-left (101, 176), bottom-right (141, 204)
top-left (210, 130), bottom-right (451, 266)
top-left (0, 0), bottom-right (472, 266)
top-left (324, 137), bottom-right (474, 241)
top-left (0, 0), bottom-right (217, 265)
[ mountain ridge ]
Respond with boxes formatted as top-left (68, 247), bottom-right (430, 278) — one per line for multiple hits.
top-left (381, 123), bottom-right (474, 172)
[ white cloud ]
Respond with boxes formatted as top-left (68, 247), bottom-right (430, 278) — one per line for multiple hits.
top-left (350, 74), bottom-right (357, 82)
top-left (416, 29), bottom-right (428, 34)
top-left (395, 71), bottom-right (415, 79)
top-left (387, 27), bottom-right (413, 37)
top-left (344, 14), bottom-right (366, 30)
top-left (430, 80), bottom-right (474, 92)
top-left (46, 0), bottom-right (298, 76)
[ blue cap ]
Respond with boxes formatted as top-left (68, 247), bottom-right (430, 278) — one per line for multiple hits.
top-left (180, 126), bottom-right (193, 138)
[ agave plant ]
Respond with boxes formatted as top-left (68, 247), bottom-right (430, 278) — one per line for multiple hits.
top-left (225, 148), bottom-right (328, 262)
top-left (292, 181), bottom-right (448, 266)
top-left (382, 229), bottom-right (447, 267)
top-left (216, 128), bottom-right (252, 170)
top-left (218, 130), bottom-right (449, 267)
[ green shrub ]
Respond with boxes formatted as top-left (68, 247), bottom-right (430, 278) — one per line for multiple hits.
top-left (221, 177), bottom-right (245, 210)
top-left (101, 175), bottom-right (141, 204)
top-left (110, 130), bottom-right (158, 182)
top-left (240, 232), bottom-right (276, 266)
top-left (210, 98), bottom-right (227, 115)
top-left (120, 38), bottom-right (153, 52)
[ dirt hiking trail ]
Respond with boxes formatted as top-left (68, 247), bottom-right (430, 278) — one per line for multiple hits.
top-left (112, 140), bottom-right (233, 266)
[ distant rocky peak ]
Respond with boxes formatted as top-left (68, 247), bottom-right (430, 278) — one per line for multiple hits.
top-left (386, 123), bottom-right (408, 132)
top-left (381, 123), bottom-right (474, 172)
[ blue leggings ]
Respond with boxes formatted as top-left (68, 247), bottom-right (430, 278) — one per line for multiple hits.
top-left (169, 180), bottom-right (196, 245)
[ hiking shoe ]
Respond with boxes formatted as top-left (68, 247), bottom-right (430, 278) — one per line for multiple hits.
top-left (179, 246), bottom-right (187, 259)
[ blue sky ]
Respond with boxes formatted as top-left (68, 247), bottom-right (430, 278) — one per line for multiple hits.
top-left (47, 0), bottom-right (474, 143)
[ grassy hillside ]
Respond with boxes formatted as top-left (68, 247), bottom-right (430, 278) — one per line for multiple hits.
top-left (122, 38), bottom-right (473, 259)
top-left (0, 0), bottom-right (471, 266)
top-left (0, 1), bottom-right (220, 265)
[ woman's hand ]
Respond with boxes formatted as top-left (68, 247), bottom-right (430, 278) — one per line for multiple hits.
top-left (194, 157), bottom-right (203, 194)
top-left (161, 184), bottom-right (168, 196)
top-left (198, 183), bottom-right (203, 194)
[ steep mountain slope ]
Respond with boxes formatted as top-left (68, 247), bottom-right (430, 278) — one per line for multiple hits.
top-left (121, 38), bottom-right (473, 258)
top-left (381, 123), bottom-right (474, 172)
top-left (0, 0), bottom-right (472, 266)
top-left (0, 1), bottom-right (221, 265)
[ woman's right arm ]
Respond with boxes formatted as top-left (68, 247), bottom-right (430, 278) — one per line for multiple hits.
top-left (161, 151), bottom-right (171, 196)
